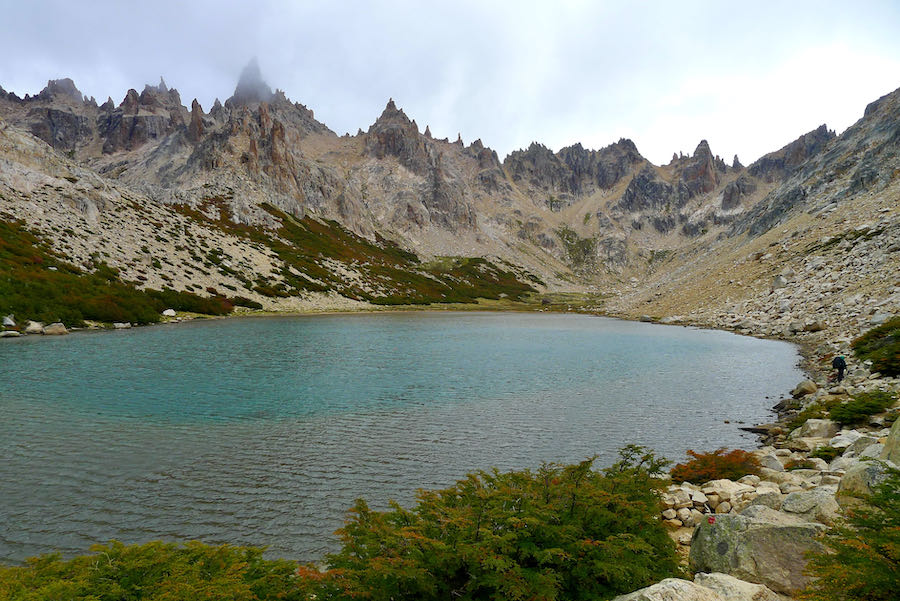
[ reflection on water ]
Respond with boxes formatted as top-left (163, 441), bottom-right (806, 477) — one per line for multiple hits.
top-left (0, 312), bottom-right (802, 563)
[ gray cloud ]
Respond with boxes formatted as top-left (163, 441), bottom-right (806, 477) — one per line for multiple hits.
top-left (2, 0), bottom-right (899, 164)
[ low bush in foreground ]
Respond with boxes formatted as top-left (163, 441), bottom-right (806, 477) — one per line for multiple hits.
top-left (0, 448), bottom-right (680, 601)
top-left (327, 446), bottom-right (679, 601)
top-left (670, 448), bottom-right (761, 484)
top-left (0, 540), bottom-right (312, 601)
top-left (800, 464), bottom-right (900, 601)
top-left (852, 317), bottom-right (900, 377)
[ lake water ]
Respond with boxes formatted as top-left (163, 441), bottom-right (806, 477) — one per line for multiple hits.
top-left (0, 311), bottom-right (802, 564)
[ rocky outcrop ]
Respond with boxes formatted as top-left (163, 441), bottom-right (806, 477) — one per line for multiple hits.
top-left (689, 505), bottom-right (826, 595)
top-left (99, 80), bottom-right (187, 154)
top-left (719, 175), bottom-right (756, 211)
top-left (612, 579), bottom-right (724, 601)
top-left (881, 417), bottom-right (900, 464)
top-left (505, 142), bottom-right (574, 202)
top-left (227, 58), bottom-right (274, 107)
top-left (364, 99), bottom-right (430, 175)
top-left (692, 573), bottom-right (784, 601)
top-left (618, 165), bottom-right (678, 213)
top-left (674, 140), bottom-right (723, 199)
top-left (748, 125), bottom-right (835, 183)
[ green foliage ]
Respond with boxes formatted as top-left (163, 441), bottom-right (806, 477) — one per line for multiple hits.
top-left (786, 397), bottom-right (842, 431)
top-left (327, 446), bottom-right (680, 601)
top-left (670, 448), bottom-right (761, 485)
top-left (829, 390), bottom-right (897, 426)
top-left (0, 220), bottom-right (160, 326)
top-left (810, 446), bottom-right (842, 462)
top-left (0, 540), bottom-right (314, 601)
top-left (555, 226), bottom-right (597, 268)
top-left (852, 317), bottom-right (900, 377)
top-left (231, 296), bottom-right (264, 310)
top-left (0, 219), bottom-right (239, 327)
top-left (177, 200), bottom-right (536, 306)
top-left (145, 288), bottom-right (234, 316)
top-left (800, 465), bottom-right (900, 601)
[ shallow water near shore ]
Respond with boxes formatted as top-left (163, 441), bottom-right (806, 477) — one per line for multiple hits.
top-left (0, 311), bottom-right (802, 563)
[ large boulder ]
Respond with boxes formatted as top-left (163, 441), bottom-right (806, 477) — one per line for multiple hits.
top-left (24, 320), bottom-right (44, 334)
top-left (837, 460), bottom-right (893, 508)
top-left (689, 505), bottom-right (826, 595)
top-left (693, 572), bottom-right (785, 601)
top-left (612, 578), bottom-right (723, 601)
top-left (780, 488), bottom-right (841, 525)
top-left (42, 322), bottom-right (69, 335)
top-left (788, 419), bottom-right (838, 440)
top-left (880, 418), bottom-right (900, 465)
top-left (791, 381), bottom-right (817, 398)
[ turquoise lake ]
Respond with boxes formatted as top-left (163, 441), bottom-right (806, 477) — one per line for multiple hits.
top-left (0, 311), bottom-right (803, 563)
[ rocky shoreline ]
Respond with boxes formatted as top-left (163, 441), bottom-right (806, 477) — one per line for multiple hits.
top-left (629, 345), bottom-right (900, 599)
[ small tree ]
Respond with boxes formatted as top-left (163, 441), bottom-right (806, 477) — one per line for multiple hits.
top-left (800, 464), bottom-right (900, 601)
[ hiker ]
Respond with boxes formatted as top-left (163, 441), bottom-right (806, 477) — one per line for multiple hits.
top-left (832, 355), bottom-right (847, 382)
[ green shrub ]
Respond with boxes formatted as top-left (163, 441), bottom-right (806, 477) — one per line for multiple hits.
top-left (0, 540), bottom-right (312, 600)
top-left (852, 317), bottom-right (900, 377)
top-left (829, 391), bottom-right (896, 426)
top-left (810, 446), bottom-right (842, 462)
top-left (786, 397), bottom-right (843, 431)
top-left (801, 465), bottom-right (900, 601)
top-left (0, 449), bottom-right (680, 601)
top-left (670, 448), bottom-right (761, 484)
top-left (230, 296), bottom-right (264, 310)
top-left (328, 446), bottom-right (680, 601)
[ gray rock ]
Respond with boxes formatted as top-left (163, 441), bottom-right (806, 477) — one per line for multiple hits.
top-left (758, 455), bottom-right (784, 472)
top-left (790, 380), bottom-right (818, 398)
top-left (689, 505), bottom-right (826, 595)
top-left (869, 312), bottom-right (893, 325)
top-left (837, 460), bottom-right (894, 508)
top-left (859, 443), bottom-right (884, 459)
top-left (162, 308), bottom-right (177, 317)
top-left (781, 489), bottom-right (841, 525)
top-left (2, 315), bottom-right (15, 327)
top-left (880, 418), bottom-right (900, 465)
top-left (24, 320), bottom-right (44, 334)
top-left (789, 419), bottom-right (838, 440)
top-left (42, 322), bottom-right (69, 335)
top-left (845, 435), bottom-right (879, 457)
top-left (829, 430), bottom-right (862, 449)
top-left (693, 572), bottom-right (785, 601)
top-left (113, 322), bottom-right (132, 329)
top-left (612, 578), bottom-right (724, 601)
top-left (744, 491), bottom-right (783, 511)
top-left (0, 330), bottom-right (22, 338)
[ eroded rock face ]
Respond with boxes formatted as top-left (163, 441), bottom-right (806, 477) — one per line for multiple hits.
top-left (689, 506), bottom-right (826, 595)
top-left (364, 99), bottom-right (430, 175)
top-left (749, 124), bottom-right (836, 183)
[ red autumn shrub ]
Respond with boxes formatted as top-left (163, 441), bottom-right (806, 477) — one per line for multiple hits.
top-left (670, 448), bottom-right (761, 484)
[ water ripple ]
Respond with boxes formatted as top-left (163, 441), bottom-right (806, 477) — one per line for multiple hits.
top-left (0, 312), bottom-right (802, 563)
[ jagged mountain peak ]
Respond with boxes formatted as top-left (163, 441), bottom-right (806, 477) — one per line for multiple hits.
top-left (228, 58), bottom-right (274, 106)
top-left (36, 78), bottom-right (84, 103)
top-left (369, 98), bottom-right (415, 132)
top-left (693, 139), bottom-right (712, 158)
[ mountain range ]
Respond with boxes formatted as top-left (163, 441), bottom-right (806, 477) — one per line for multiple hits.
top-left (1, 61), bottom-right (898, 346)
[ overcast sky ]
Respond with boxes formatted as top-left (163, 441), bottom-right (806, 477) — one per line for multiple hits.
top-left (2, 1), bottom-right (899, 165)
